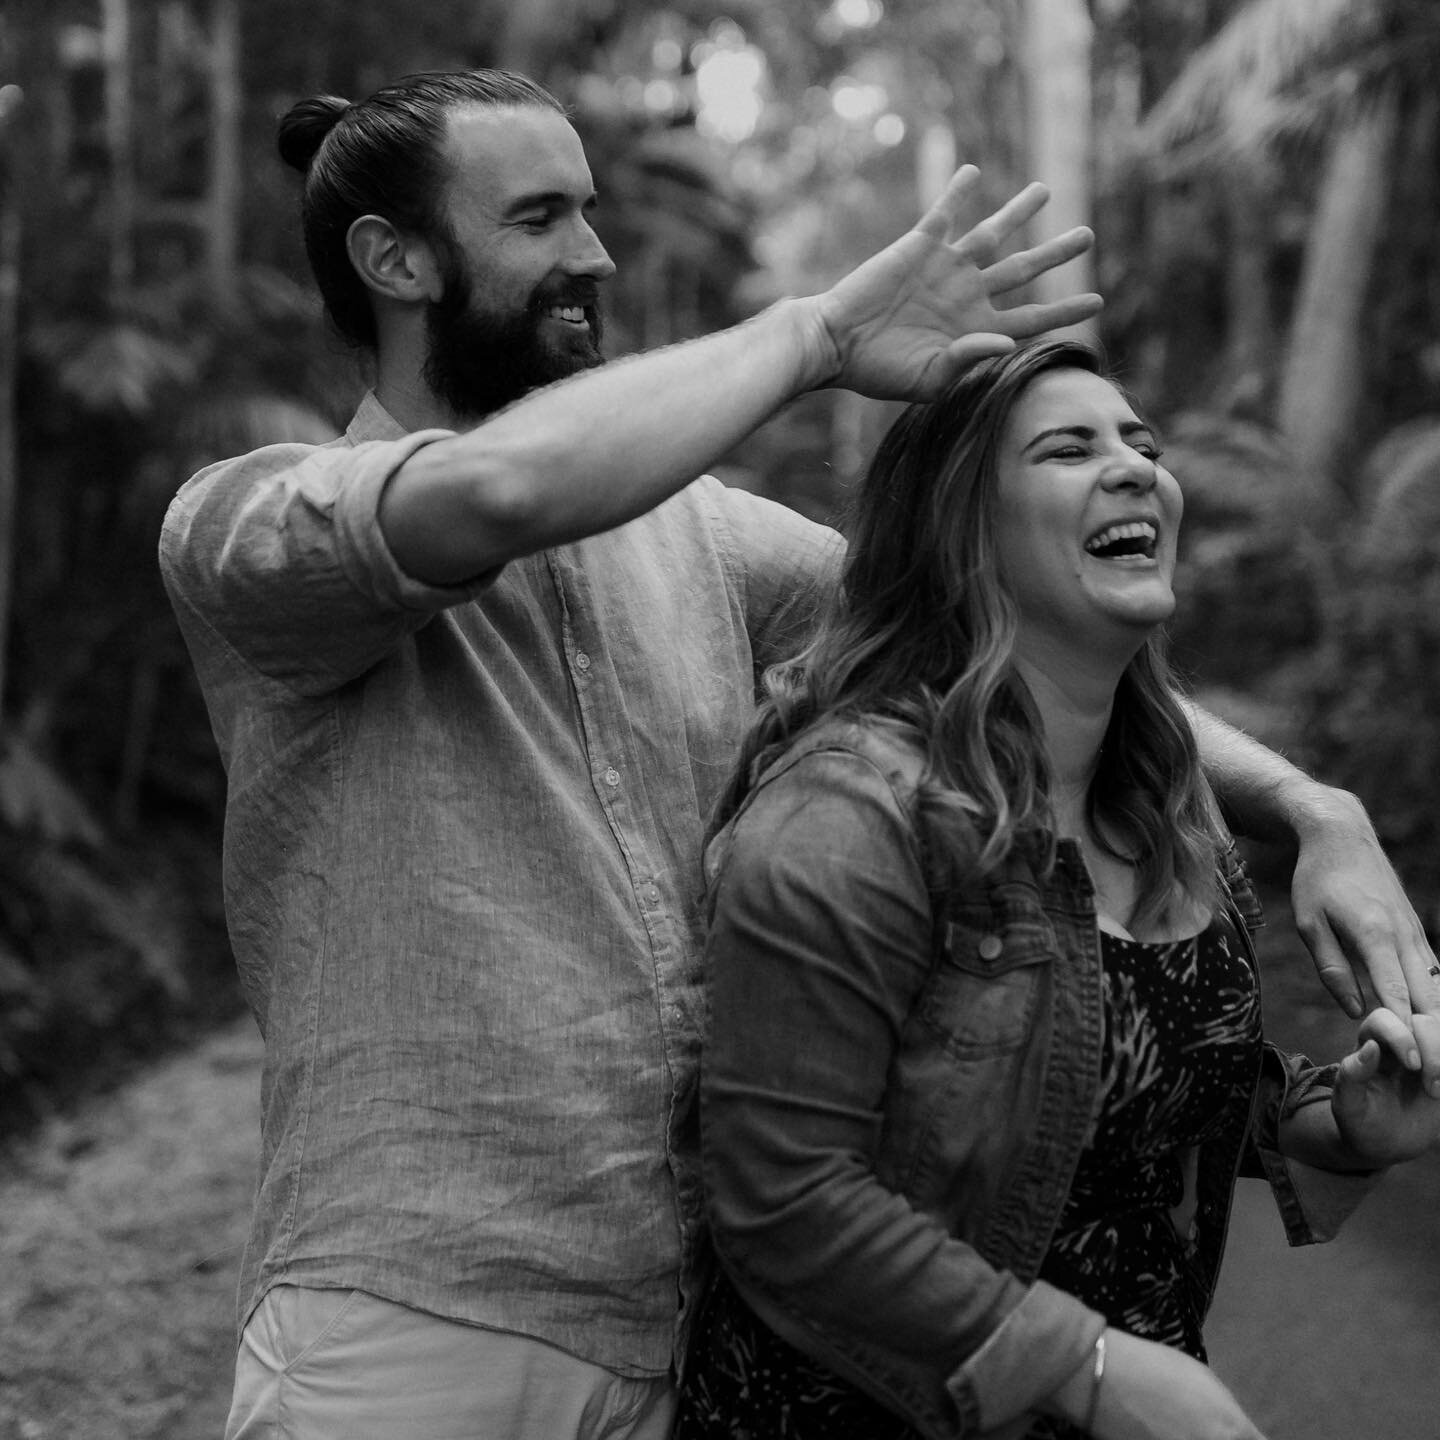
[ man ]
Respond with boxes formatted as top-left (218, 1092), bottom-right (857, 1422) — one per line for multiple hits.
top-left (160, 69), bottom-right (1439, 1439)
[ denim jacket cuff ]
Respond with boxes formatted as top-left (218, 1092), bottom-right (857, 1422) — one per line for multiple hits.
top-left (1253, 1048), bottom-right (1384, 1244)
top-left (1256, 1148), bottom-right (1385, 1244)
top-left (953, 1278), bottom-right (1106, 1433)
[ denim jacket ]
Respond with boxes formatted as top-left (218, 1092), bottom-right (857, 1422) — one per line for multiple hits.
top-left (698, 719), bottom-right (1372, 1439)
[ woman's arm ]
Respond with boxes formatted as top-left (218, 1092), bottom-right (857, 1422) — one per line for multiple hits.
top-left (1046, 1330), bottom-right (1267, 1440)
top-left (700, 742), bottom-right (1099, 1435)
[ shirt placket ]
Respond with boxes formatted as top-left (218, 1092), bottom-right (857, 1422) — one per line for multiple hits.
top-left (545, 544), bottom-right (706, 1350)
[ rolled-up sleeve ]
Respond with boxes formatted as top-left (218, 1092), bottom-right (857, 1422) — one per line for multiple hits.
top-left (1246, 1046), bottom-right (1383, 1244)
top-left (159, 432), bottom-right (492, 694)
top-left (700, 745), bottom-right (1100, 1438)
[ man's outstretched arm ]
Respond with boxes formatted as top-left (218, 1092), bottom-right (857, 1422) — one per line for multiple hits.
top-left (379, 166), bottom-right (1101, 585)
top-left (1190, 702), bottom-right (1440, 1089)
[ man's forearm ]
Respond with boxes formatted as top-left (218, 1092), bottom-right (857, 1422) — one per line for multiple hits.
top-left (383, 298), bottom-right (833, 584)
top-left (379, 167), bottom-right (1103, 586)
top-left (1185, 699), bottom-right (1346, 845)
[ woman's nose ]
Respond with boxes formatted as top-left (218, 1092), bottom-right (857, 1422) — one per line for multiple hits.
top-left (1102, 449), bottom-right (1157, 492)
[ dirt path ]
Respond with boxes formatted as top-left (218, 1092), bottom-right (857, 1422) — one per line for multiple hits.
top-left (1, 895), bottom-right (1437, 1440)
top-left (1206, 904), bottom-right (1440, 1440)
top-left (1208, 1152), bottom-right (1440, 1440)
top-left (0, 1018), bottom-right (261, 1440)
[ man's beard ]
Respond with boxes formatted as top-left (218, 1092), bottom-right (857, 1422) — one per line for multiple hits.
top-left (422, 261), bottom-right (606, 423)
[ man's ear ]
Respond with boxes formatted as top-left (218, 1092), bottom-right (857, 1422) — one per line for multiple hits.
top-left (347, 214), bottom-right (444, 304)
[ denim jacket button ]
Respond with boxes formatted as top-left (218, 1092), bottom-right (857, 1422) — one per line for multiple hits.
top-left (978, 933), bottom-right (1003, 960)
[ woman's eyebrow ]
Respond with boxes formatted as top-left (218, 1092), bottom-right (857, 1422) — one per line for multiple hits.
top-left (1021, 424), bottom-right (1093, 454)
top-left (1021, 420), bottom-right (1157, 455)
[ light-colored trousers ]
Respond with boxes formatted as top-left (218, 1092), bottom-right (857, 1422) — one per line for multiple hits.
top-left (225, 1285), bottom-right (677, 1440)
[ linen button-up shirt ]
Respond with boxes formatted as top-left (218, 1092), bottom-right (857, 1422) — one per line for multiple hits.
top-left (158, 392), bottom-right (841, 1376)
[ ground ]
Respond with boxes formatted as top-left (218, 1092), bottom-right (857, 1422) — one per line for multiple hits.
top-left (0, 1021), bottom-right (257, 1440)
top-left (1, 889), bottom-right (1437, 1440)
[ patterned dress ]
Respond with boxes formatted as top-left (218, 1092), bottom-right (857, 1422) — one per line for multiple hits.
top-left (674, 911), bottom-right (1263, 1439)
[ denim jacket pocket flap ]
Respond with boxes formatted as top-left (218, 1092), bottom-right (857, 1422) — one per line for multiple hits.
top-left (920, 910), bottom-right (1052, 1055)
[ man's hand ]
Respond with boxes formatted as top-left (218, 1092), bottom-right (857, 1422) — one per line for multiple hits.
top-left (1291, 787), bottom-right (1440, 1092)
top-left (1185, 702), bottom-right (1439, 1072)
top-left (804, 165), bottom-right (1102, 402)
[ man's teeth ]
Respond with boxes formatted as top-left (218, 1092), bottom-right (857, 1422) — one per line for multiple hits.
top-left (1085, 521), bottom-right (1157, 556)
top-left (548, 306), bottom-right (586, 323)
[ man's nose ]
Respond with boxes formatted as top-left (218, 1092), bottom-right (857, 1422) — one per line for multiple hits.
top-left (569, 219), bottom-right (616, 281)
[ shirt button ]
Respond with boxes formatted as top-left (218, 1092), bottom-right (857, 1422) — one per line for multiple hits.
top-left (575, 651), bottom-right (591, 671)
top-left (604, 767), bottom-right (621, 787)
top-left (978, 934), bottom-right (1003, 960)
top-left (647, 884), bottom-right (661, 904)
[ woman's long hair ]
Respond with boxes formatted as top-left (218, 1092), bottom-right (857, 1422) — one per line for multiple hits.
top-left (715, 339), bottom-right (1225, 932)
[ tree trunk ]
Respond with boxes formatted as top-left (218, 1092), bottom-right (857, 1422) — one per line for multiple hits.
top-left (1278, 90), bottom-right (1399, 500)
top-left (100, 0), bottom-right (135, 298)
top-left (206, 0), bottom-right (242, 300)
top-left (915, 120), bottom-right (955, 210)
top-left (1218, 161), bottom-right (1275, 414)
top-left (0, 86), bottom-right (22, 717)
top-left (493, 0), bottom-right (579, 80)
top-left (1019, 0), bottom-right (1095, 315)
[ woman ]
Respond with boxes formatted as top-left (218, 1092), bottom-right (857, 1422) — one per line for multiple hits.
top-left (674, 340), bottom-right (1439, 1440)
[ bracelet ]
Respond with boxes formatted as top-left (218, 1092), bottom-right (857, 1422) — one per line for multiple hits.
top-left (1082, 1331), bottom-right (1107, 1435)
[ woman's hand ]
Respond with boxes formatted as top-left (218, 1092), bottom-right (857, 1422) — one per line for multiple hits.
top-left (1047, 1329), bottom-right (1266, 1440)
top-left (1331, 1010), bottom-right (1440, 1167)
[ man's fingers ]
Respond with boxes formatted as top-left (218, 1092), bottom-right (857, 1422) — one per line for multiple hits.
top-left (1330, 908), bottom-right (1420, 1020)
top-left (954, 180), bottom-right (1052, 261)
top-left (920, 334), bottom-right (1019, 395)
top-left (913, 164), bottom-right (984, 243)
top-left (983, 226), bottom-right (1095, 295)
top-left (1358, 1006), bottom-right (1423, 1073)
top-left (1296, 911), bottom-right (1371, 1020)
top-left (1412, 1012), bottom-right (1440, 1096)
top-left (986, 294), bottom-right (1104, 340)
top-left (1397, 925), bottom-right (1440, 1019)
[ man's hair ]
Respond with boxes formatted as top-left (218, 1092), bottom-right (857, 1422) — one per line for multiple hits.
top-left (714, 338), bottom-right (1226, 933)
top-left (276, 69), bottom-right (567, 349)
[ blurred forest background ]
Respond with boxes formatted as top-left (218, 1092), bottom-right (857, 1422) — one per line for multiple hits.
top-left (1, 0), bottom-right (1439, 1133)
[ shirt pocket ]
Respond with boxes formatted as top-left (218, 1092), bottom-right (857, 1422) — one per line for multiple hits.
top-left (919, 898), bottom-right (1054, 1056)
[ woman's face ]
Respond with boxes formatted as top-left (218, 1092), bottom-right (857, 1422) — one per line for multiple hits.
top-left (993, 366), bottom-right (1182, 661)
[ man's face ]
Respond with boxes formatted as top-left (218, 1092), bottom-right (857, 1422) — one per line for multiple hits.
top-left (422, 105), bottom-right (616, 422)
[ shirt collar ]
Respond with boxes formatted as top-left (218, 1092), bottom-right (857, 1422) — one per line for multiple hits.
top-left (346, 391), bottom-right (411, 445)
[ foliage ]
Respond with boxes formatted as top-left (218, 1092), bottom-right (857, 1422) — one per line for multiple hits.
top-left (1163, 410), bottom-right (1320, 698)
top-left (1296, 422), bottom-right (1440, 902)
top-left (1156, 404), bottom-right (1440, 914)
top-left (1134, 0), bottom-right (1440, 169)
top-left (1, 0), bottom-right (1439, 1122)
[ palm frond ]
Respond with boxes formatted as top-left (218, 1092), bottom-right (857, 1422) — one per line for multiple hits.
top-left (28, 320), bottom-right (202, 417)
top-left (0, 733), bottom-right (104, 848)
top-left (1358, 420), bottom-right (1440, 564)
top-left (1133, 0), bottom-right (1389, 165)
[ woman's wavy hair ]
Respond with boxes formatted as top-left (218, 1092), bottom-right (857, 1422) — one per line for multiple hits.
top-left (276, 69), bottom-right (566, 350)
top-left (716, 338), bottom-right (1225, 932)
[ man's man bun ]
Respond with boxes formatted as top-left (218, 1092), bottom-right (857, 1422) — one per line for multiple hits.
top-left (276, 95), bottom-right (350, 174)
